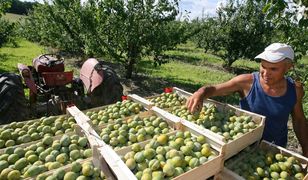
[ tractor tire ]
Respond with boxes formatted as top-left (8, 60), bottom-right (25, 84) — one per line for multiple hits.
top-left (90, 65), bottom-right (123, 107)
top-left (0, 73), bottom-right (29, 124)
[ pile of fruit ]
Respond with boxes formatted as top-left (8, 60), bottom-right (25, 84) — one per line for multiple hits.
top-left (0, 116), bottom-right (76, 148)
top-left (35, 161), bottom-right (105, 180)
top-left (121, 131), bottom-right (217, 179)
top-left (148, 92), bottom-right (186, 108)
top-left (225, 147), bottom-right (306, 179)
top-left (85, 100), bottom-right (144, 126)
top-left (0, 133), bottom-right (92, 179)
top-left (100, 115), bottom-right (173, 150)
top-left (170, 105), bottom-right (257, 141)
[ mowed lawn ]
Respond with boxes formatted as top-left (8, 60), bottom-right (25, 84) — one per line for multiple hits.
top-left (3, 13), bottom-right (26, 23)
top-left (0, 39), bottom-right (46, 73)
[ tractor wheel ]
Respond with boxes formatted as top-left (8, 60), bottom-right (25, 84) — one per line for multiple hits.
top-left (0, 73), bottom-right (28, 124)
top-left (90, 65), bottom-right (123, 107)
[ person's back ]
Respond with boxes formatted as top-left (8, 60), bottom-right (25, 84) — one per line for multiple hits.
top-left (240, 72), bottom-right (296, 146)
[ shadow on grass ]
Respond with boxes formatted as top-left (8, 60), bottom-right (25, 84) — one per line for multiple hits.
top-left (163, 54), bottom-right (202, 64)
top-left (174, 46), bottom-right (203, 53)
top-left (229, 66), bottom-right (256, 75)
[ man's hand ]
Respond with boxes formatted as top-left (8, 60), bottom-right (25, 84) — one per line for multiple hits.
top-left (186, 87), bottom-right (205, 113)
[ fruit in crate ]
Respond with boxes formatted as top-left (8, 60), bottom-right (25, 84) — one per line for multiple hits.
top-left (225, 147), bottom-right (307, 179)
top-left (148, 92), bottom-right (186, 108)
top-left (85, 100), bottom-right (144, 126)
top-left (122, 131), bottom-right (217, 179)
top-left (35, 161), bottom-right (105, 180)
top-left (0, 116), bottom-right (76, 148)
top-left (100, 115), bottom-right (172, 149)
top-left (0, 134), bottom-right (92, 178)
top-left (171, 104), bottom-right (257, 141)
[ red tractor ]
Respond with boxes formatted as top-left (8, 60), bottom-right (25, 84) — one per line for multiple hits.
top-left (0, 54), bottom-right (123, 124)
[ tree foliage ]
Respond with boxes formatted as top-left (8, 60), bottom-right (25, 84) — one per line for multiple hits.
top-left (6, 0), bottom-right (38, 15)
top-left (0, 0), bottom-right (15, 48)
top-left (23, 0), bottom-right (98, 56)
top-left (192, 0), bottom-right (274, 67)
top-left (22, 0), bottom-right (185, 78)
top-left (190, 17), bottom-right (222, 54)
top-left (261, 0), bottom-right (308, 27)
top-left (0, 0), bottom-right (11, 17)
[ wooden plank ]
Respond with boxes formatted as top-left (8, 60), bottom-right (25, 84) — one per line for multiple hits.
top-left (151, 106), bottom-right (181, 130)
top-left (127, 94), bottom-right (153, 110)
top-left (98, 145), bottom-right (137, 180)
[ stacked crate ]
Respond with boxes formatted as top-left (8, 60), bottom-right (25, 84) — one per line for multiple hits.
top-left (0, 87), bottom-right (306, 180)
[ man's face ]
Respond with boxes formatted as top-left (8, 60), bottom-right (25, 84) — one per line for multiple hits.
top-left (259, 60), bottom-right (292, 85)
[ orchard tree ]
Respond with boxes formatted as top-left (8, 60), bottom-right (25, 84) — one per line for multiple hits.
top-left (23, 0), bottom-right (101, 56)
top-left (214, 0), bottom-right (274, 67)
top-left (190, 17), bottom-right (222, 54)
top-left (95, 0), bottom-right (180, 78)
top-left (261, 0), bottom-right (308, 27)
top-left (260, 0), bottom-right (308, 60)
top-left (0, 0), bottom-right (15, 48)
top-left (148, 20), bottom-right (199, 67)
top-left (23, 0), bottom-right (182, 78)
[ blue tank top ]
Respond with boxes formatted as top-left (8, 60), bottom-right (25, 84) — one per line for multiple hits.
top-left (240, 72), bottom-right (296, 147)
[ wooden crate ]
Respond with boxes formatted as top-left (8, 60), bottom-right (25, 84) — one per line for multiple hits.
top-left (146, 87), bottom-right (192, 106)
top-left (82, 94), bottom-right (152, 113)
top-left (180, 103), bottom-right (265, 160)
top-left (25, 158), bottom-right (98, 180)
top-left (154, 87), bottom-right (266, 160)
top-left (218, 140), bottom-right (308, 180)
top-left (72, 95), bottom-right (152, 127)
top-left (0, 132), bottom-right (75, 154)
top-left (0, 130), bottom-right (94, 179)
top-left (0, 114), bottom-right (70, 129)
top-left (91, 107), bottom-right (182, 152)
top-left (97, 128), bottom-right (225, 180)
top-left (0, 112), bottom-right (77, 151)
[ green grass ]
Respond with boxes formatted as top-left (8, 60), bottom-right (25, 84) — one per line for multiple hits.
top-left (0, 39), bottom-right (46, 73)
top-left (139, 60), bottom-right (234, 87)
top-left (3, 13), bottom-right (26, 23)
top-left (139, 42), bottom-right (258, 89)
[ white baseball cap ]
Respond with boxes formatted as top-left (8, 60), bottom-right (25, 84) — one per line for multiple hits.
top-left (255, 43), bottom-right (294, 63)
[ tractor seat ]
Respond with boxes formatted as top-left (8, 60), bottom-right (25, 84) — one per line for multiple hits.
top-left (33, 55), bottom-right (65, 73)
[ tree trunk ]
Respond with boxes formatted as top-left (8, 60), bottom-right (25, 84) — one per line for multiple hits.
top-left (223, 57), bottom-right (234, 72)
top-left (125, 57), bottom-right (135, 79)
top-left (125, 42), bottom-right (139, 79)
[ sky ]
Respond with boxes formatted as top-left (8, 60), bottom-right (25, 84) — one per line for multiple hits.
top-left (21, 0), bottom-right (223, 19)
top-left (179, 0), bottom-right (222, 19)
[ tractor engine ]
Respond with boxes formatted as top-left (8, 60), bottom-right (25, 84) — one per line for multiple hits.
top-left (15, 54), bottom-right (123, 119)
top-left (18, 54), bottom-right (83, 116)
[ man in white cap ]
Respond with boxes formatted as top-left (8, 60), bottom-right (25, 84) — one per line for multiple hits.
top-left (186, 43), bottom-right (308, 157)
